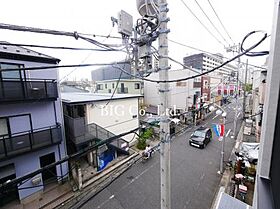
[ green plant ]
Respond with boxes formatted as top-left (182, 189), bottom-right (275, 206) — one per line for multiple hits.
top-left (136, 128), bottom-right (154, 150)
top-left (136, 137), bottom-right (147, 150)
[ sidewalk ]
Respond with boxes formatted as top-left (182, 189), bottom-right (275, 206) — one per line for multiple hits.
top-left (211, 122), bottom-right (245, 209)
top-left (3, 149), bottom-right (140, 209)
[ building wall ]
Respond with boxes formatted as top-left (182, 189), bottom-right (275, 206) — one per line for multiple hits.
top-left (144, 69), bottom-right (200, 110)
top-left (85, 98), bottom-right (140, 144)
top-left (0, 58), bottom-right (68, 201)
top-left (91, 63), bottom-right (132, 82)
top-left (0, 145), bottom-right (67, 200)
top-left (96, 80), bottom-right (144, 95)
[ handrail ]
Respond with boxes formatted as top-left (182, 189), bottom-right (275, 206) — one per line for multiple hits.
top-left (0, 124), bottom-right (61, 139)
top-left (0, 78), bottom-right (56, 82)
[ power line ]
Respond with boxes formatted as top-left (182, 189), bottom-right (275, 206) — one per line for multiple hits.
top-left (168, 39), bottom-right (267, 70)
top-left (207, 0), bottom-right (234, 44)
top-left (0, 61), bottom-right (130, 72)
top-left (193, 0), bottom-right (230, 46)
top-left (0, 23), bottom-right (122, 40)
top-left (0, 127), bottom-right (139, 191)
top-left (0, 23), bottom-right (121, 52)
top-left (59, 26), bottom-right (117, 83)
top-left (0, 42), bottom-right (118, 51)
top-left (179, 0), bottom-right (225, 47)
top-left (113, 31), bottom-right (268, 83)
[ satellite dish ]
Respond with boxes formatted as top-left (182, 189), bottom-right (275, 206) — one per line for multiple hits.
top-left (136, 0), bottom-right (159, 16)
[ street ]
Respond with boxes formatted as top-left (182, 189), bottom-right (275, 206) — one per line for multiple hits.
top-left (81, 102), bottom-right (242, 209)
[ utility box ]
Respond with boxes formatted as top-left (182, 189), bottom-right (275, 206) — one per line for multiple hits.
top-left (118, 10), bottom-right (133, 36)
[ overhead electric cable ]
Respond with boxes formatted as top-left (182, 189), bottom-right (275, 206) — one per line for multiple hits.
top-left (193, 0), bottom-right (230, 46)
top-left (0, 127), bottom-right (139, 191)
top-left (114, 31), bottom-right (268, 83)
top-left (0, 61), bottom-right (130, 72)
top-left (179, 0), bottom-right (225, 47)
top-left (207, 0), bottom-right (234, 44)
top-left (168, 39), bottom-right (267, 70)
top-left (0, 42), bottom-right (117, 51)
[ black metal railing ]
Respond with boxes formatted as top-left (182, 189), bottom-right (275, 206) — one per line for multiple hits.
top-left (0, 79), bottom-right (58, 103)
top-left (64, 115), bottom-right (128, 150)
top-left (0, 124), bottom-right (62, 160)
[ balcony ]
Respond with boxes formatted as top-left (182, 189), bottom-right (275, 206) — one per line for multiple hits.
top-left (117, 87), bottom-right (128, 94)
top-left (64, 115), bottom-right (128, 150)
top-left (0, 79), bottom-right (58, 103)
top-left (0, 124), bottom-right (62, 160)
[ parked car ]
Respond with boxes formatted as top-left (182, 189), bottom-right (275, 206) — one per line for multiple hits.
top-left (189, 127), bottom-right (212, 149)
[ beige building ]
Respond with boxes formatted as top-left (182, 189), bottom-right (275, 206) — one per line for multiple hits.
top-left (95, 79), bottom-right (144, 95)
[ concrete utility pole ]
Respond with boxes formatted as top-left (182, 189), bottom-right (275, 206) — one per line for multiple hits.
top-left (220, 116), bottom-right (226, 174)
top-left (226, 43), bottom-right (240, 140)
top-left (243, 59), bottom-right (249, 118)
top-left (158, 0), bottom-right (171, 208)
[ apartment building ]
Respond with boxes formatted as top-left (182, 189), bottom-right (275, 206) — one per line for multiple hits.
top-left (0, 43), bottom-right (68, 206)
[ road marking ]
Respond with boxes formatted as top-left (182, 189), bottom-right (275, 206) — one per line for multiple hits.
top-left (213, 115), bottom-right (219, 119)
top-left (226, 129), bottom-right (231, 137)
top-left (96, 162), bottom-right (157, 208)
top-left (237, 112), bottom-right (241, 118)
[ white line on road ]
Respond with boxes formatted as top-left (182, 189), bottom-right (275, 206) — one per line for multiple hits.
top-left (213, 114), bottom-right (219, 120)
top-left (96, 162), bottom-right (157, 208)
top-left (226, 129), bottom-right (231, 137)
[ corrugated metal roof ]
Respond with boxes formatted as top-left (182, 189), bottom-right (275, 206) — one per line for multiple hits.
top-left (61, 92), bottom-right (143, 104)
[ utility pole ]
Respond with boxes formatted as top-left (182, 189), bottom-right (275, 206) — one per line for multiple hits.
top-left (219, 116), bottom-right (226, 174)
top-left (233, 49), bottom-right (240, 140)
top-left (243, 59), bottom-right (249, 118)
top-left (226, 43), bottom-right (240, 140)
top-left (158, 0), bottom-right (171, 208)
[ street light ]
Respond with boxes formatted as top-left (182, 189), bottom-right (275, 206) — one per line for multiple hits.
top-left (208, 103), bottom-right (227, 174)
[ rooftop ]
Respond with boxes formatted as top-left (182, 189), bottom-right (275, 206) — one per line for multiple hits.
top-left (61, 92), bottom-right (143, 104)
top-left (0, 41), bottom-right (60, 64)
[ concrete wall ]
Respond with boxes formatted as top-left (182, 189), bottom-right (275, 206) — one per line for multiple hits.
top-left (144, 69), bottom-right (200, 110)
top-left (85, 98), bottom-right (139, 144)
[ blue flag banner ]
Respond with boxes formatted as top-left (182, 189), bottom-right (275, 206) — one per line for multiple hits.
top-left (212, 124), bottom-right (220, 137)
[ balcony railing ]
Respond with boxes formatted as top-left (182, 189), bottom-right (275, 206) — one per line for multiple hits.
top-left (64, 115), bottom-right (128, 150)
top-left (0, 124), bottom-right (62, 160)
top-left (0, 79), bottom-right (58, 103)
top-left (117, 87), bottom-right (128, 94)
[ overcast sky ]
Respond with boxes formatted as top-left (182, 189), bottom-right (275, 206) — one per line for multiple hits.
top-left (0, 0), bottom-right (274, 81)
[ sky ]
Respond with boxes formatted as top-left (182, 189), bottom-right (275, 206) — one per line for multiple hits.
top-left (0, 0), bottom-right (274, 81)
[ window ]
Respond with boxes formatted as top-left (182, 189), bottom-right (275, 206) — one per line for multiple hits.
top-left (135, 83), bottom-right (140, 89)
top-left (112, 83), bottom-right (115, 89)
top-left (97, 84), bottom-right (103, 90)
top-left (105, 84), bottom-right (107, 89)
top-left (0, 118), bottom-right (9, 137)
top-left (176, 81), bottom-right (187, 87)
top-left (108, 89), bottom-right (111, 93)
top-left (0, 63), bottom-right (23, 81)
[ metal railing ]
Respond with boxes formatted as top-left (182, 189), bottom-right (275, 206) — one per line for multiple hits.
top-left (0, 124), bottom-right (62, 160)
top-left (64, 115), bottom-right (128, 150)
top-left (0, 79), bottom-right (58, 102)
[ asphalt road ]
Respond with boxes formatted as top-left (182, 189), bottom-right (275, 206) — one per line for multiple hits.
top-left (81, 102), bottom-right (242, 209)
